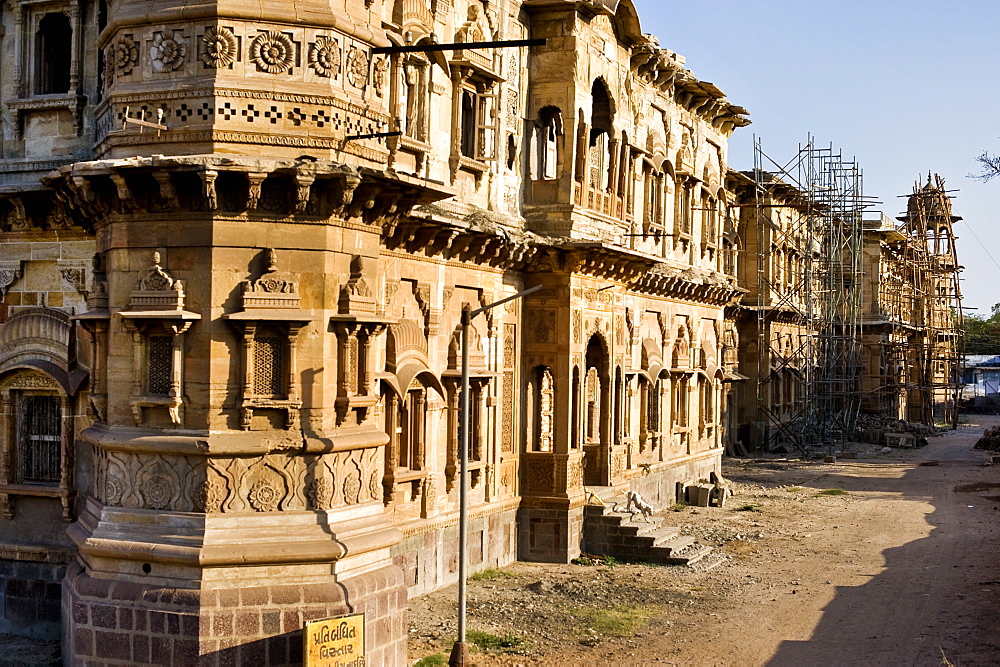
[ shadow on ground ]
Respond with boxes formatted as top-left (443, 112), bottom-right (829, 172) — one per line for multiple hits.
top-left (767, 431), bottom-right (1000, 666)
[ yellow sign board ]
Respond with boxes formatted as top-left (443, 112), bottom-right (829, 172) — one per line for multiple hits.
top-left (303, 613), bottom-right (365, 666)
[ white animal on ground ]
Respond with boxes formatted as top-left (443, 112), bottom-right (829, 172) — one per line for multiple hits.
top-left (613, 490), bottom-right (655, 522)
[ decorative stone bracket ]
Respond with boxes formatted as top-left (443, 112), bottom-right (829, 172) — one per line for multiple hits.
top-left (0, 261), bottom-right (23, 296)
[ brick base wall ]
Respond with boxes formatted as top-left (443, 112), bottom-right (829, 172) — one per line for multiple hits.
top-left (62, 564), bottom-right (407, 666)
top-left (0, 559), bottom-right (65, 639)
top-left (393, 507), bottom-right (518, 597)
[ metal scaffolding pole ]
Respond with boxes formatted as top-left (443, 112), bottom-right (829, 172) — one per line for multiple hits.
top-left (751, 136), bottom-right (868, 452)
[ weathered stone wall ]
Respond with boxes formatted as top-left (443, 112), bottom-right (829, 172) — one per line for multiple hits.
top-left (393, 505), bottom-right (518, 597)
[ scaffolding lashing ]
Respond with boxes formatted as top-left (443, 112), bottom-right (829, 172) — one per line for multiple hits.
top-left (752, 136), bottom-right (866, 452)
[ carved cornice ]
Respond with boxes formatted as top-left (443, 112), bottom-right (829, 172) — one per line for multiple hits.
top-left (627, 47), bottom-right (749, 134)
top-left (382, 216), bottom-right (539, 272)
top-left (631, 269), bottom-right (745, 307)
top-left (41, 156), bottom-right (454, 229)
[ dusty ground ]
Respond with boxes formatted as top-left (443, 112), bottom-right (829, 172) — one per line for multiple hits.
top-left (409, 416), bottom-right (1000, 666)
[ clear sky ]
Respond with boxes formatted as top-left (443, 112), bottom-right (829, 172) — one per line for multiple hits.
top-left (632, 0), bottom-right (1000, 314)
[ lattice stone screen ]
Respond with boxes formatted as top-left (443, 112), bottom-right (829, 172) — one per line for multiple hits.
top-left (147, 336), bottom-right (174, 396)
top-left (253, 335), bottom-right (284, 396)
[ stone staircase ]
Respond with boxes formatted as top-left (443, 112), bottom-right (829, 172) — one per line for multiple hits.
top-left (581, 492), bottom-right (714, 567)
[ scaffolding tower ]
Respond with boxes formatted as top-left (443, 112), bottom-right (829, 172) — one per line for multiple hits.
top-left (897, 174), bottom-right (964, 427)
top-left (751, 136), bottom-right (869, 452)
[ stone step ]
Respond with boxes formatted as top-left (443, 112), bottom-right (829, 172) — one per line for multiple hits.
top-left (647, 526), bottom-right (684, 547)
top-left (581, 495), bottom-right (715, 568)
top-left (655, 542), bottom-right (713, 566)
top-left (613, 516), bottom-right (665, 535)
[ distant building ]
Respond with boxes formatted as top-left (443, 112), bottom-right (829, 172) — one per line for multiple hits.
top-left (962, 355), bottom-right (1000, 399)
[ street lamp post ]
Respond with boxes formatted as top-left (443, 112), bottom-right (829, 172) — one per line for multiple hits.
top-left (449, 284), bottom-right (541, 666)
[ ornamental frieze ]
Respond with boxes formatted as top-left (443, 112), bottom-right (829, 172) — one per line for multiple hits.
top-left (92, 446), bottom-right (382, 513)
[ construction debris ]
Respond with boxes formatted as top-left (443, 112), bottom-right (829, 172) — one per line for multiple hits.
top-left (974, 426), bottom-right (1000, 451)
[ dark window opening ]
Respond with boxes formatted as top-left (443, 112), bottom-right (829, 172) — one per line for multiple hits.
top-left (36, 13), bottom-right (72, 95)
top-left (460, 90), bottom-right (477, 158)
top-left (16, 394), bottom-right (61, 484)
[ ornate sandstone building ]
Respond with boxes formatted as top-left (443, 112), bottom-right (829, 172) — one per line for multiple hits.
top-left (0, 0), bottom-right (750, 661)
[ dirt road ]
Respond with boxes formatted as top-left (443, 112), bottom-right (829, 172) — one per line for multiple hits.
top-left (409, 417), bottom-right (1000, 666)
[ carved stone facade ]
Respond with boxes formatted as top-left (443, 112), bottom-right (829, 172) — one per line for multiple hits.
top-left (0, 0), bottom-right (749, 662)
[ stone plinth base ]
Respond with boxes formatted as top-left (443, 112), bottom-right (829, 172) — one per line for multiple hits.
top-left (62, 564), bottom-right (406, 665)
top-left (517, 502), bottom-right (584, 563)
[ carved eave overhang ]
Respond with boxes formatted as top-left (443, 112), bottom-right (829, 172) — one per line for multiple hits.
top-left (0, 184), bottom-right (87, 235)
top-left (533, 240), bottom-right (661, 282)
top-left (674, 74), bottom-right (751, 135)
top-left (737, 302), bottom-right (809, 324)
top-left (631, 265), bottom-right (746, 307)
top-left (522, 0), bottom-right (617, 16)
top-left (42, 156), bottom-right (454, 229)
top-left (383, 209), bottom-right (540, 271)
top-left (627, 45), bottom-right (749, 134)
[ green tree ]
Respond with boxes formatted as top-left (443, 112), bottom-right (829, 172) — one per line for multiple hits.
top-left (964, 303), bottom-right (1000, 354)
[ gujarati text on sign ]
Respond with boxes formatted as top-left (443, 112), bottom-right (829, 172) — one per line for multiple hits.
top-left (303, 613), bottom-right (365, 666)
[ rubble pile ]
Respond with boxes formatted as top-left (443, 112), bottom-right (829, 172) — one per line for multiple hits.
top-left (973, 426), bottom-right (1000, 451)
top-left (857, 415), bottom-right (936, 446)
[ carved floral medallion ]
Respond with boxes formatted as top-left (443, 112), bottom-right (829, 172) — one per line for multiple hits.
top-left (105, 475), bottom-right (124, 506)
top-left (345, 47), bottom-right (369, 88)
top-left (201, 27), bottom-right (238, 68)
top-left (251, 31), bottom-right (295, 74)
top-left (342, 460), bottom-right (362, 504)
top-left (114, 35), bottom-right (139, 76)
top-left (307, 476), bottom-right (334, 510)
top-left (308, 36), bottom-right (340, 78)
top-left (142, 475), bottom-right (174, 509)
top-left (150, 30), bottom-right (187, 72)
top-left (248, 478), bottom-right (280, 512)
top-left (198, 479), bottom-right (225, 513)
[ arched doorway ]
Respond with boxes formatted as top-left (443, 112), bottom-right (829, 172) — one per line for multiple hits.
top-left (583, 333), bottom-right (611, 486)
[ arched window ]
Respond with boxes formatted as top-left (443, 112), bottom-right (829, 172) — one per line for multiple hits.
top-left (15, 393), bottom-right (61, 483)
top-left (532, 106), bottom-right (563, 180)
top-left (646, 378), bottom-right (660, 433)
top-left (571, 365), bottom-right (580, 449)
top-left (676, 180), bottom-right (691, 236)
top-left (401, 57), bottom-right (429, 142)
top-left (529, 367), bottom-right (554, 452)
top-left (0, 368), bottom-right (74, 521)
top-left (589, 80), bottom-right (613, 192)
top-left (585, 366), bottom-right (600, 442)
top-left (384, 382), bottom-right (427, 472)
